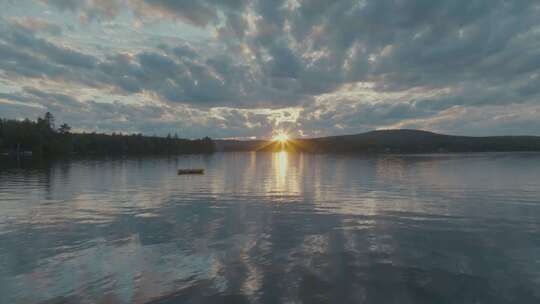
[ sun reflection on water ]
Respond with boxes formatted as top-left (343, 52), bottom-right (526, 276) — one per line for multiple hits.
top-left (274, 151), bottom-right (288, 189)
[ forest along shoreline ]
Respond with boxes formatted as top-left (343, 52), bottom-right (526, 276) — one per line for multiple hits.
top-left (0, 112), bottom-right (215, 158)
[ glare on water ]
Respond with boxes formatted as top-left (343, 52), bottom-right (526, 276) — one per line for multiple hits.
top-left (274, 150), bottom-right (288, 189)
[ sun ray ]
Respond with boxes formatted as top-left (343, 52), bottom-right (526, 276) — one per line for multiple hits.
top-left (252, 130), bottom-right (308, 152)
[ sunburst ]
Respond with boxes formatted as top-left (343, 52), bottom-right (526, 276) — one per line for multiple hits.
top-left (272, 132), bottom-right (290, 143)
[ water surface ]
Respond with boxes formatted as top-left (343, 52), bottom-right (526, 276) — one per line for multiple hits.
top-left (1, 152), bottom-right (540, 303)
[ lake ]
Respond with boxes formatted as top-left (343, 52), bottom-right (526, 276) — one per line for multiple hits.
top-left (1, 152), bottom-right (539, 303)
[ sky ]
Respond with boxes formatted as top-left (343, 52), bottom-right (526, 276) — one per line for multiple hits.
top-left (1, 0), bottom-right (540, 139)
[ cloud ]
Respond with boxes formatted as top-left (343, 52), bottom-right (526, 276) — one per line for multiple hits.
top-left (1, 0), bottom-right (540, 136)
top-left (131, 0), bottom-right (218, 27)
top-left (40, 0), bottom-right (123, 21)
top-left (0, 25), bottom-right (96, 75)
top-left (8, 17), bottom-right (63, 35)
top-left (41, 0), bottom-right (246, 25)
top-left (0, 86), bottom-right (295, 138)
top-left (0, 18), bottom-right (308, 108)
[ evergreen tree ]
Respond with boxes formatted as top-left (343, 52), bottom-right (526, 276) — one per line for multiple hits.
top-left (0, 113), bottom-right (215, 156)
top-left (59, 123), bottom-right (71, 134)
top-left (44, 112), bottom-right (55, 130)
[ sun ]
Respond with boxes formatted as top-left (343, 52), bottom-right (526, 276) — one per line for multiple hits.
top-left (272, 132), bottom-right (290, 143)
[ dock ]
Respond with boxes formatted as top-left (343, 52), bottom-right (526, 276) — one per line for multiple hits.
top-left (177, 169), bottom-right (205, 175)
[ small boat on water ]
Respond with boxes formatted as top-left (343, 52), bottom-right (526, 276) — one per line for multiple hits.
top-left (177, 169), bottom-right (205, 175)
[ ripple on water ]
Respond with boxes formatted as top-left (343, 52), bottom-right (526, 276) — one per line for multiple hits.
top-left (1, 153), bottom-right (540, 303)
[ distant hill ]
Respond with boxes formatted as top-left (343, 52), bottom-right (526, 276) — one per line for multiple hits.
top-left (217, 130), bottom-right (540, 153)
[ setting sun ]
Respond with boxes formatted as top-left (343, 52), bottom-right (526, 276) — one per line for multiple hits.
top-left (272, 133), bottom-right (290, 143)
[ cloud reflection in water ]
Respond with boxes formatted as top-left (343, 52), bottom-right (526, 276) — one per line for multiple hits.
top-left (0, 153), bottom-right (540, 303)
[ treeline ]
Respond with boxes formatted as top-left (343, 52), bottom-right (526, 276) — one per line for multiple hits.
top-left (0, 113), bottom-right (215, 156)
top-left (219, 129), bottom-right (540, 153)
top-left (294, 130), bottom-right (540, 153)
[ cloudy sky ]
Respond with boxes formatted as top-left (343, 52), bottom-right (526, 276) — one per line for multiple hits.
top-left (1, 0), bottom-right (540, 138)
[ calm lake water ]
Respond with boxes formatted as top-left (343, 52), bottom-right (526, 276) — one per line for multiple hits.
top-left (1, 152), bottom-right (540, 303)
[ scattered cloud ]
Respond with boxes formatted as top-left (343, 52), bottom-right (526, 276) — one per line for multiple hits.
top-left (1, 0), bottom-right (540, 137)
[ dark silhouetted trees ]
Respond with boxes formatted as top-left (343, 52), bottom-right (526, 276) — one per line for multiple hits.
top-left (0, 113), bottom-right (215, 156)
top-left (58, 123), bottom-right (71, 135)
top-left (216, 130), bottom-right (540, 153)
